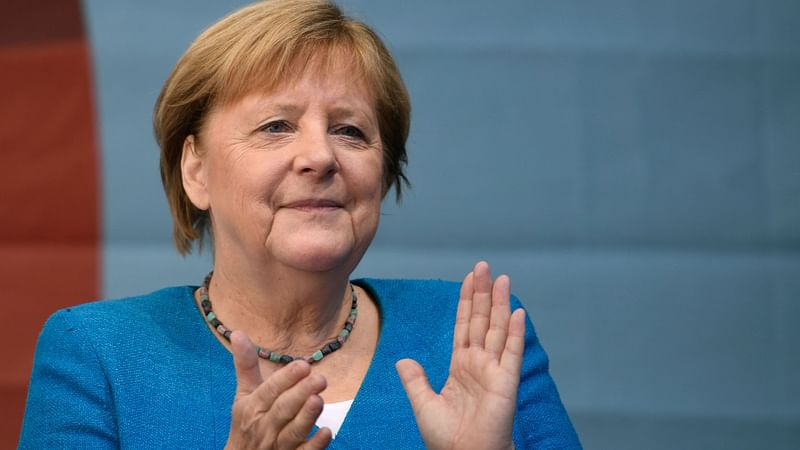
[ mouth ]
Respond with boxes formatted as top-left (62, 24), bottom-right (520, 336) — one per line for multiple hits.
top-left (282, 198), bottom-right (344, 212)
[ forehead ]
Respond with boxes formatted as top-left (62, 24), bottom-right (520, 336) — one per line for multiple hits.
top-left (201, 56), bottom-right (378, 135)
top-left (211, 67), bottom-right (377, 127)
top-left (217, 44), bottom-right (376, 110)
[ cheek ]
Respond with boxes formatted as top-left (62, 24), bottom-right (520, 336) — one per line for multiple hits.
top-left (354, 162), bottom-right (385, 209)
top-left (207, 156), bottom-right (282, 222)
top-left (341, 155), bottom-right (383, 227)
top-left (358, 151), bottom-right (385, 189)
top-left (355, 170), bottom-right (385, 230)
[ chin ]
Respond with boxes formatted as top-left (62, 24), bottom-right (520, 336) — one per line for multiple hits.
top-left (274, 237), bottom-right (361, 273)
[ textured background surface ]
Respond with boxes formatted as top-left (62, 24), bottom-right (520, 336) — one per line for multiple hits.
top-left (3, 1), bottom-right (799, 448)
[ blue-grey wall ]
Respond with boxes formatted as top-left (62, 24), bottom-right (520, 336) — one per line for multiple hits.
top-left (83, 1), bottom-right (800, 448)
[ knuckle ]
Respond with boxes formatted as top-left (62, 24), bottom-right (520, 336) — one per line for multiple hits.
top-left (473, 309), bottom-right (490, 319)
top-left (271, 398), bottom-right (294, 422)
top-left (489, 322), bottom-right (507, 332)
top-left (241, 401), bottom-right (260, 422)
top-left (262, 378), bottom-right (283, 400)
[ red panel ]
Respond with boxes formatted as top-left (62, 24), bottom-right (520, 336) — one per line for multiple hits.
top-left (0, 38), bottom-right (99, 447)
top-left (0, 245), bottom-right (98, 384)
top-left (0, 385), bottom-right (28, 446)
top-left (0, 41), bottom-right (99, 244)
top-left (0, 245), bottom-right (98, 446)
top-left (0, 0), bottom-right (83, 47)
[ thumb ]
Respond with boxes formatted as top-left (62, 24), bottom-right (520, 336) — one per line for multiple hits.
top-left (396, 358), bottom-right (436, 414)
top-left (230, 330), bottom-right (263, 395)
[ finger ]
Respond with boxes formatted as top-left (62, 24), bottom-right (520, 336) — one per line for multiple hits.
top-left (249, 360), bottom-right (313, 413)
top-left (485, 274), bottom-right (512, 357)
top-left (276, 394), bottom-right (325, 448)
top-left (499, 308), bottom-right (527, 376)
top-left (395, 359), bottom-right (436, 415)
top-left (453, 271), bottom-right (474, 350)
top-left (231, 330), bottom-right (263, 395)
top-left (468, 261), bottom-right (493, 348)
top-left (259, 370), bottom-right (326, 431)
top-left (302, 427), bottom-right (332, 450)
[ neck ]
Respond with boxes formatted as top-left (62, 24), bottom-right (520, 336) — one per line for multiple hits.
top-left (206, 258), bottom-right (354, 354)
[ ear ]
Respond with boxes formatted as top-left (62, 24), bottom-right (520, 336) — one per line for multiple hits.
top-left (181, 135), bottom-right (210, 210)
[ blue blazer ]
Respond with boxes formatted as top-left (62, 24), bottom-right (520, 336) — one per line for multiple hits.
top-left (19, 279), bottom-right (581, 449)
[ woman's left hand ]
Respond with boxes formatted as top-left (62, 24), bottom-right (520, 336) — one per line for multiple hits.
top-left (396, 261), bottom-right (525, 450)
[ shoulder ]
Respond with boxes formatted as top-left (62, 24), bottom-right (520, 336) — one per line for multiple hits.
top-left (46, 286), bottom-right (197, 330)
top-left (38, 286), bottom-right (201, 363)
top-left (22, 286), bottom-right (212, 448)
top-left (31, 285), bottom-right (210, 400)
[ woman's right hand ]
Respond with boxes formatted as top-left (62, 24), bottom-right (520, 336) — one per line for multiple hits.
top-left (224, 331), bottom-right (332, 450)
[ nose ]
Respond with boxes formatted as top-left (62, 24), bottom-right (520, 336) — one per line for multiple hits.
top-left (293, 126), bottom-right (339, 178)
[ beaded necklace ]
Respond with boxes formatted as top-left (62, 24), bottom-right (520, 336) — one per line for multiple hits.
top-left (198, 271), bottom-right (358, 364)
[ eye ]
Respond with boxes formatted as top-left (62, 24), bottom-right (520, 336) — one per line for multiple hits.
top-left (259, 120), bottom-right (293, 134)
top-left (335, 125), bottom-right (365, 140)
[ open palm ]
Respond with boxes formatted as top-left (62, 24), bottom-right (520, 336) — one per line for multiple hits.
top-left (396, 261), bottom-right (525, 450)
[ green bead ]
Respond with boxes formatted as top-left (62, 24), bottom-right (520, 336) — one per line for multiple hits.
top-left (269, 352), bottom-right (281, 362)
top-left (311, 350), bottom-right (323, 361)
top-left (207, 312), bottom-right (216, 322)
top-left (339, 329), bottom-right (350, 338)
top-left (351, 308), bottom-right (358, 316)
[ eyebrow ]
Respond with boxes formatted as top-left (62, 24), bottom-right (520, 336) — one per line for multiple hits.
top-left (328, 103), bottom-right (377, 127)
top-left (248, 96), bottom-right (377, 128)
top-left (253, 101), bottom-right (305, 117)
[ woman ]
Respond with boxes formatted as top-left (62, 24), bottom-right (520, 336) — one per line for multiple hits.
top-left (20, 1), bottom-right (581, 448)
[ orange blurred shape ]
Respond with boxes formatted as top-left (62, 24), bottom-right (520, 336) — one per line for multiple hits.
top-left (0, 0), bottom-right (99, 445)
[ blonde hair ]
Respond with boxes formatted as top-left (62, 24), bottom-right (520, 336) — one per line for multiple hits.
top-left (154, 0), bottom-right (410, 255)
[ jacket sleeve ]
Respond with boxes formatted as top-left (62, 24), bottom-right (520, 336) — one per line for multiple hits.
top-left (511, 296), bottom-right (583, 449)
top-left (18, 308), bottom-right (118, 449)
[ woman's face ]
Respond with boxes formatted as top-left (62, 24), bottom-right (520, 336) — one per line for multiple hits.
top-left (182, 60), bottom-right (384, 274)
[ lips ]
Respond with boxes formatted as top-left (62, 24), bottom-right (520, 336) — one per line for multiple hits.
top-left (282, 198), bottom-right (344, 211)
